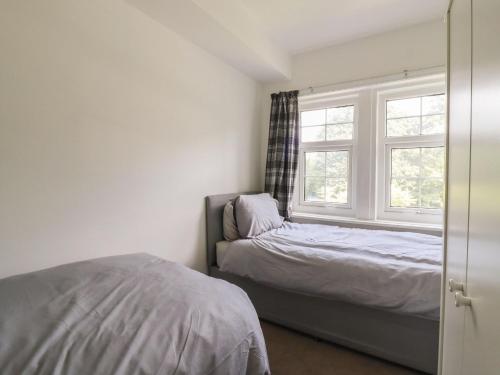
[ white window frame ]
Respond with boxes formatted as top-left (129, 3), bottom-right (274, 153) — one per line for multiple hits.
top-left (376, 82), bottom-right (446, 224)
top-left (294, 94), bottom-right (359, 217)
top-left (291, 73), bottom-right (446, 227)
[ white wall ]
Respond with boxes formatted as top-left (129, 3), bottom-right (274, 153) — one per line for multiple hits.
top-left (0, 0), bottom-right (263, 278)
top-left (260, 20), bottom-right (447, 177)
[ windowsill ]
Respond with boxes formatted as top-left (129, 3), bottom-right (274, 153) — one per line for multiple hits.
top-left (291, 212), bottom-right (443, 234)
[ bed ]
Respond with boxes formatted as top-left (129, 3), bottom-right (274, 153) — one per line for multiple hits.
top-left (0, 253), bottom-right (270, 375)
top-left (206, 192), bottom-right (441, 374)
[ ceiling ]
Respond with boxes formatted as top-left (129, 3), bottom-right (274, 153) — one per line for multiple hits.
top-left (127, 0), bottom-right (447, 82)
top-left (239, 0), bottom-right (448, 54)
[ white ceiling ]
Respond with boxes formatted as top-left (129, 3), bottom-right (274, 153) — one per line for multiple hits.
top-left (239, 0), bottom-right (448, 54)
top-left (128, 0), bottom-right (447, 81)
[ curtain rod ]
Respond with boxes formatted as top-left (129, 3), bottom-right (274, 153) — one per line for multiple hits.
top-left (298, 65), bottom-right (445, 96)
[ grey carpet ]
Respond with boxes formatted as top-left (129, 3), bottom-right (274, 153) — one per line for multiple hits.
top-left (260, 320), bottom-right (424, 375)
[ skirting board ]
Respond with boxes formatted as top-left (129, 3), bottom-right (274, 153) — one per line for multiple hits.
top-left (210, 267), bottom-right (438, 374)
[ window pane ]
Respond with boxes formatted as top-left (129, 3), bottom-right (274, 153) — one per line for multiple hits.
top-left (421, 147), bottom-right (445, 177)
top-left (390, 147), bottom-right (445, 209)
top-left (327, 106), bottom-right (354, 124)
top-left (387, 117), bottom-right (420, 137)
top-left (390, 178), bottom-right (419, 208)
top-left (386, 93), bottom-right (446, 137)
top-left (391, 148), bottom-right (420, 177)
top-left (326, 151), bottom-right (349, 177)
top-left (326, 123), bottom-right (353, 140)
top-left (304, 150), bottom-right (349, 204)
top-left (301, 109), bottom-right (325, 126)
top-left (301, 126), bottom-right (325, 142)
top-left (305, 152), bottom-right (325, 176)
top-left (421, 114), bottom-right (445, 135)
top-left (305, 177), bottom-right (325, 201)
top-left (420, 179), bottom-right (444, 209)
top-left (326, 178), bottom-right (348, 204)
top-left (386, 97), bottom-right (420, 118)
top-left (422, 94), bottom-right (445, 115)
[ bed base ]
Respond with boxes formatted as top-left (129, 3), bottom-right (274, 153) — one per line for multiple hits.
top-left (206, 193), bottom-right (438, 374)
top-left (211, 267), bottom-right (437, 374)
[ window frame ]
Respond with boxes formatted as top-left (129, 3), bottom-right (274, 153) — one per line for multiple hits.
top-left (295, 94), bottom-right (359, 217)
top-left (291, 74), bottom-right (446, 226)
top-left (376, 82), bottom-right (446, 224)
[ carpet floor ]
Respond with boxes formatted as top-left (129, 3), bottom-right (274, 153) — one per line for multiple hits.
top-left (260, 321), bottom-right (424, 375)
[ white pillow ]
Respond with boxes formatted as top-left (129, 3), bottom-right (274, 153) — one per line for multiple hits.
top-left (235, 193), bottom-right (284, 238)
top-left (223, 201), bottom-right (240, 241)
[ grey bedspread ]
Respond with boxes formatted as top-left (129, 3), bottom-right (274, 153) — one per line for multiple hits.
top-left (219, 222), bottom-right (442, 319)
top-left (0, 253), bottom-right (269, 375)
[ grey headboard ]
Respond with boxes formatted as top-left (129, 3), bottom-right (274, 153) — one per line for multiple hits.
top-left (205, 192), bottom-right (260, 274)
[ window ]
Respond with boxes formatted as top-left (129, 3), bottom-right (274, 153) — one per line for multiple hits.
top-left (304, 150), bottom-right (349, 204)
top-left (378, 89), bottom-right (445, 223)
top-left (297, 97), bottom-right (357, 215)
top-left (386, 95), bottom-right (446, 137)
top-left (389, 147), bottom-right (444, 209)
top-left (301, 105), bottom-right (354, 142)
top-left (293, 74), bottom-right (446, 226)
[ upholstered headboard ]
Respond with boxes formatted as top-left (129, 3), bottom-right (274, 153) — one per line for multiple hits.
top-left (205, 192), bottom-right (259, 274)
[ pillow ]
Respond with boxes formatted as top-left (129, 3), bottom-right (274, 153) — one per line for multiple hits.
top-left (223, 201), bottom-right (240, 241)
top-left (235, 193), bottom-right (284, 238)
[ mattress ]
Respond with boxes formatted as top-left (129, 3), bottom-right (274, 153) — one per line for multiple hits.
top-left (216, 240), bottom-right (231, 266)
top-left (218, 222), bottom-right (442, 319)
top-left (0, 253), bottom-right (270, 375)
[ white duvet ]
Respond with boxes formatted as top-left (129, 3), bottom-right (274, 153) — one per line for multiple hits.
top-left (219, 222), bottom-right (442, 319)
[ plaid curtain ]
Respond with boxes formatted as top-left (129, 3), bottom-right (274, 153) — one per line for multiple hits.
top-left (264, 90), bottom-right (300, 218)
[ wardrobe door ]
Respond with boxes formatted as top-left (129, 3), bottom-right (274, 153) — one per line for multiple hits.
top-left (441, 1), bottom-right (472, 374)
top-left (461, 0), bottom-right (500, 373)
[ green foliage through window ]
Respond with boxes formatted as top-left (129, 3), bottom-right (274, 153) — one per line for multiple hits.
top-left (390, 147), bottom-right (444, 209)
top-left (304, 151), bottom-right (349, 204)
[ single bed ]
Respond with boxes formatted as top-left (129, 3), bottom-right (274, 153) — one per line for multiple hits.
top-left (206, 193), bottom-right (441, 374)
top-left (0, 253), bottom-right (270, 375)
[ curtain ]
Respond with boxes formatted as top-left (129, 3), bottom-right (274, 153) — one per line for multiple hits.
top-left (264, 90), bottom-right (300, 218)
